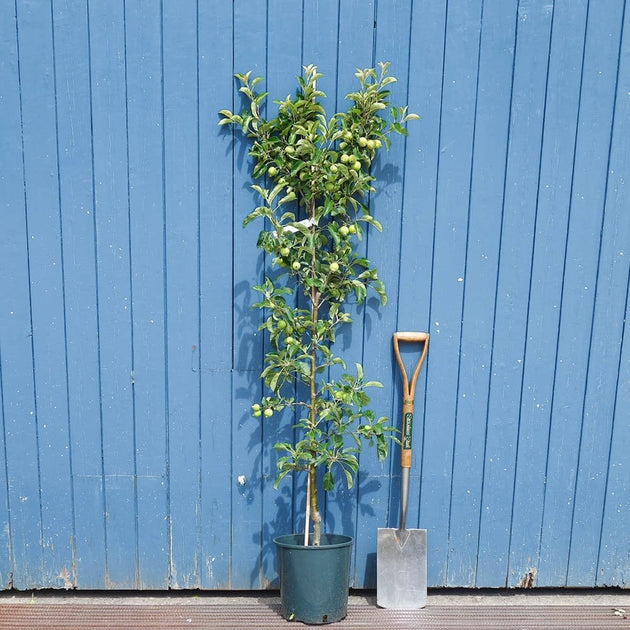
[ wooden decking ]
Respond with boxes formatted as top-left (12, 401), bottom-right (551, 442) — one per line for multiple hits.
top-left (1, 590), bottom-right (629, 629)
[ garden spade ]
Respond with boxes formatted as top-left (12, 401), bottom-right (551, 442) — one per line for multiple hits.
top-left (377, 331), bottom-right (429, 609)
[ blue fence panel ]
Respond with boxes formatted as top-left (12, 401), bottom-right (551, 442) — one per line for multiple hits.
top-left (0, 0), bottom-right (628, 590)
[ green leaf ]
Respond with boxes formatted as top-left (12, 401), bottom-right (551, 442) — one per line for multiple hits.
top-left (364, 380), bottom-right (383, 389)
top-left (323, 471), bottom-right (334, 491)
top-left (343, 467), bottom-right (354, 489)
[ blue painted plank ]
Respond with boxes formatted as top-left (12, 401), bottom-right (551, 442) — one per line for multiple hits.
top-left (70, 476), bottom-right (106, 588)
top-left (325, 0), bottom-right (375, 586)
top-left (320, 3), bottom-right (376, 580)
top-left (162, 0), bottom-right (202, 589)
top-left (353, 0), bottom-right (415, 589)
top-left (13, 0), bottom-right (77, 588)
top-left (262, 2), bottom-right (304, 585)
top-left (0, 0), bottom-right (43, 591)
top-left (200, 371), bottom-right (232, 589)
top-left (446, 0), bottom-right (516, 588)
top-left (539, 1), bottom-right (625, 587)
top-left (302, 0), bottom-right (340, 105)
top-left (198, 0), bottom-right (234, 590)
top-left (0, 0), bottom-right (19, 590)
top-left (87, 0), bottom-right (137, 587)
top-left (505, 0), bottom-right (589, 589)
top-left (596, 4), bottom-right (630, 587)
top-left (398, 1), bottom-right (448, 585)
top-left (418, 0), bottom-right (484, 586)
top-left (567, 1), bottom-right (628, 586)
top-left (124, 1), bottom-right (169, 589)
top-left (475, 0), bottom-right (552, 588)
top-left (0, 356), bottom-right (11, 588)
top-left (52, 0), bottom-right (107, 589)
top-left (337, 0), bottom-right (375, 76)
top-left (597, 274), bottom-right (630, 588)
top-left (231, 0), bottom-right (268, 589)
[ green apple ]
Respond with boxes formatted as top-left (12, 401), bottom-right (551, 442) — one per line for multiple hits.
top-left (267, 166), bottom-right (278, 177)
top-left (329, 261), bottom-right (339, 272)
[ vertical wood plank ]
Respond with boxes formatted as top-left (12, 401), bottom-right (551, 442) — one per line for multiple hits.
top-left (0, 0), bottom-right (15, 586)
top-left (539, 0), bottom-right (624, 587)
top-left (231, 0), bottom-right (268, 589)
top-left (419, 0), bottom-right (484, 586)
top-left (597, 276), bottom-right (630, 588)
top-left (0, 359), bottom-right (11, 588)
top-left (124, 0), bottom-right (169, 590)
top-left (198, 0), bottom-right (234, 590)
top-left (398, 0), bottom-right (447, 585)
top-left (14, 0), bottom-right (76, 588)
top-left (502, 0), bottom-right (588, 588)
top-left (0, 0), bottom-right (42, 590)
top-left (566, 1), bottom-right (628, 586)
top-left (162, 0), bottom-right (202, 589)
top-left (595, 4), bottom-right (630, 587)
top-left (261, 1), bottom-right (304, 587)
top-left (53, 0), bottom-right (106, 589)
top-left (355, 0), bottom-right (414, 589)
top-left (88, 0), bottom-right (137, 588)
top-left (327, 0), bottom-right (375, 588)
top-left (446, 0), bottom-right (516, 588)
top-left (476, 0), bottom-right (552, 588)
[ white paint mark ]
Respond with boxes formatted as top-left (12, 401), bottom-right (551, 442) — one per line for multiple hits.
top-left (237, 475), bottom-right (246, 486)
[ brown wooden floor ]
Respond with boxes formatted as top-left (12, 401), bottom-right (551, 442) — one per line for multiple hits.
top-left (1, 591), bottom-right (628, 629)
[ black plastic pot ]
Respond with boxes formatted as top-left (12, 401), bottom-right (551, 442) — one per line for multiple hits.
top-left (274, 533), bottom-right (353, 625)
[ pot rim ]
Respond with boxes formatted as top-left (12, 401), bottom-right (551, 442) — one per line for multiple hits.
top-left (273, 533), bottom-right (353, 550)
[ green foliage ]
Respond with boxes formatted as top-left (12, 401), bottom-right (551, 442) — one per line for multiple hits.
top-left (221, 63), bottom-right (416, 509)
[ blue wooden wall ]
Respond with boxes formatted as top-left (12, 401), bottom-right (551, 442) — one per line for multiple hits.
top-left (1, 0), bottom-right (628, 590)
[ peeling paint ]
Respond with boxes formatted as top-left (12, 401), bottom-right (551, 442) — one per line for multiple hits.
top-left (518, 567), bottom-right (537, 588)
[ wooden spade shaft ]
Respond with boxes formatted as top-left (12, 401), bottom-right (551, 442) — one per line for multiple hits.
top-left (392, 332), bottom-right (429, 529)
